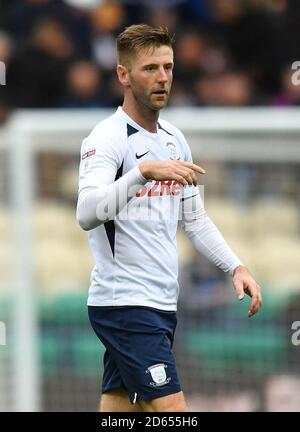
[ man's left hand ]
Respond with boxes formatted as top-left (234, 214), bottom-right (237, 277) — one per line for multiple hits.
top-left (232, 265), bottom-right (262, 318)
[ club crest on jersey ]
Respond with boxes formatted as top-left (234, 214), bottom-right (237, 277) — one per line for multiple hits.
top-left (166, 142), bottom-right (180, 160)
top-left (146, 363), bottom-right (171, 387)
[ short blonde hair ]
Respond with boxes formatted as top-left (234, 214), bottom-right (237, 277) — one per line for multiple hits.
top-left (116, 23), bottom-right (174, 68)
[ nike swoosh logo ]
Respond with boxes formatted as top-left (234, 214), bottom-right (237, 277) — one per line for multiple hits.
top-left (136, 151), bottom-right (149, 159)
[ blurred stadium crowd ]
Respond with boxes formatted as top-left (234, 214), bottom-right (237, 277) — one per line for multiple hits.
top-left (1, 0), bottom-right (300, 122)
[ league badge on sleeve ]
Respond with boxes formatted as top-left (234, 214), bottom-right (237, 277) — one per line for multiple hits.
top-left (81, 148), bottom-right (96, 171)
top-left (82, 148), bottom-right (96, 160)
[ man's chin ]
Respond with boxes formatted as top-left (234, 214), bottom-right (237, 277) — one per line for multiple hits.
top-left (150, 98), bottom-right (169, 110)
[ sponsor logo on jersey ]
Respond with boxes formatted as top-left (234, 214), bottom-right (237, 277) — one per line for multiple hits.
top-left (146, 363), bottom-right (171, 387)
top-left (135, 180), bottom-right (181, 197)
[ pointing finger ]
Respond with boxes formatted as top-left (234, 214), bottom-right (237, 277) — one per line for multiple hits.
top-left (179, 161), bottom-right (206, 174)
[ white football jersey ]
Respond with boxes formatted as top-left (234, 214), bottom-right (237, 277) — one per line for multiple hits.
top-left (78, 107), bottom-right (198, 311)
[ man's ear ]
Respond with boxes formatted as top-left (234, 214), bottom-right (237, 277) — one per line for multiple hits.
top-left (117, 64), bottom-right (130, 86)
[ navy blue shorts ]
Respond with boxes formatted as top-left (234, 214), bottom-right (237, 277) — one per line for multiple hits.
top-left (88, 306), bottom-right (181, 404)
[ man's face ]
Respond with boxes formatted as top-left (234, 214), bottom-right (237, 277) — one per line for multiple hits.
top-left (126, 45), bottom-right (174, 111)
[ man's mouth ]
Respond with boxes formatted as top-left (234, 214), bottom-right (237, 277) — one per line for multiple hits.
top-left (152, 90), bottom-right (167, 95)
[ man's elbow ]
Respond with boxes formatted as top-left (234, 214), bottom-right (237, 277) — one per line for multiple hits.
top-left (76, 187), bottom-right (108, 230)
top-left (76, 208), bottom-right (106, 231)
top-left (76, 207), bottom-right (95, 231)
top-left (78, 222), bottom-right (92, 232)
top-left (77, 214), bottom-right (92, 231)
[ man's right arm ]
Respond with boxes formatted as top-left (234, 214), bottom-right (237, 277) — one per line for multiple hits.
top-left (77, 151), bottom-right (205, 231)
top-left (77, 133), bottom-right (148, 230)
top-left (76, 166), bottom-right (147, 230)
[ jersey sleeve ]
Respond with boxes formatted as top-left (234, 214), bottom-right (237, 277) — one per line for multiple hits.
top-left (180, 192), bottom-right (243, 275)
top-left (78, 130), bottom-right (122, 193)
top-left (177, 129), bottom-right (243, 275)
top-left (77, 127), bottom-right (147, 230)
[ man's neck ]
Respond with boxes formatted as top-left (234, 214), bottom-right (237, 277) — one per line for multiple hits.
top-left (122, 98), bottom-right (159, 133)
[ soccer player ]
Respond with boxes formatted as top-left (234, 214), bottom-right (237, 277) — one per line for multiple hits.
top-left (76, 24), bottom-right (262, 412)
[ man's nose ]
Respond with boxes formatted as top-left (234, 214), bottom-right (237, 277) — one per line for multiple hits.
top-left (157, 67), bottom-right (168, 82)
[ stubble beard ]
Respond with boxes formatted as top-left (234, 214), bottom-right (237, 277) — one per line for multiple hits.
top-left (133, 87), bottom-right (170, 113)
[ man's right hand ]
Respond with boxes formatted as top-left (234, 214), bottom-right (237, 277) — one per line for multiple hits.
top-left (139, 160), bottom-right (206, 186)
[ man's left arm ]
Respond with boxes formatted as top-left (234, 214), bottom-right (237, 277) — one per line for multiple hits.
top-left (180, 190), bottom-right (262, 317)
